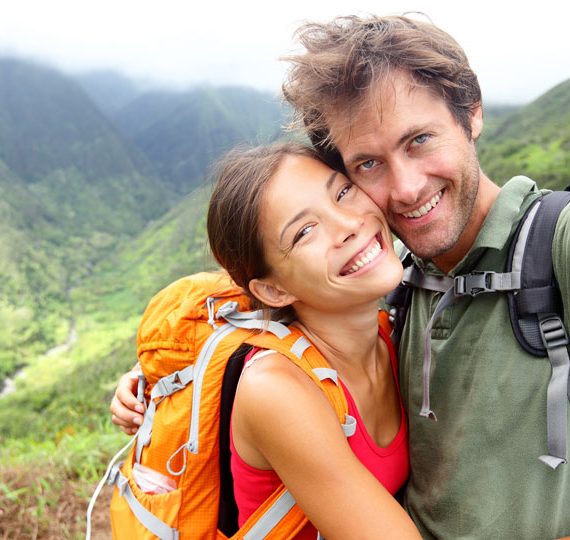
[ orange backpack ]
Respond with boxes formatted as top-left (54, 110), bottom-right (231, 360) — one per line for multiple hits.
top-left (87, 271), bottom-right (370, 540)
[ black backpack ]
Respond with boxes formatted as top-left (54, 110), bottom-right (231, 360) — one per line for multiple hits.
top-left (386, 189), bottom-right (570, 469)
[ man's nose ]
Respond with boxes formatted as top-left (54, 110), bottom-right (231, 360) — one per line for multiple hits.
top-left (388, 158), bottom-right (427, 206)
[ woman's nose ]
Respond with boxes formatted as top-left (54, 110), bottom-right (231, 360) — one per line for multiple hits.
top-left (332, 210), bottom-right (364, 246)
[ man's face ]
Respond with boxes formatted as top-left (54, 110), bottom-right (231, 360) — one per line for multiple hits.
top-left (331, 72), bottom-right (483, 262)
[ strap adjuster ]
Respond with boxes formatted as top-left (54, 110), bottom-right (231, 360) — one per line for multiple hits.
top-left (539, 316), bottom-right (570, 350)
top-left (454, 272), bottom-right (497, 297)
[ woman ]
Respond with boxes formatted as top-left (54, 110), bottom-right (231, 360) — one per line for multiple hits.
top-left (111, 141), bottom-right (420, 539)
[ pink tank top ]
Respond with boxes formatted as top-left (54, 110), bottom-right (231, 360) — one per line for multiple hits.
top-left (230, 327), bottom-right (409, 538)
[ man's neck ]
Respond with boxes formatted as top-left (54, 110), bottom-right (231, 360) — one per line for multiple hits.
top-left (433, 174), bottom-right (501, 273)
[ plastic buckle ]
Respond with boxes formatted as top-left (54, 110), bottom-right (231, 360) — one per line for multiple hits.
top-left (539, 315), bottom-right (570, 350)
top-left (107, 463), bottom-right (121, 486)
top-left (454, 272), bottom-right (496, 297)
top-left (155, 371), bottom-right (186, 397)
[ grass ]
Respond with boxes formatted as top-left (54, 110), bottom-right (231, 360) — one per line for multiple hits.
top-left (0, 426), bottom-right (127, 539)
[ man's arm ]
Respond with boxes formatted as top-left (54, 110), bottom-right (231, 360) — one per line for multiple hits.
top-left (553, 204), bottom-right (570, 336)
top-left (109, 363), bottom-right (144, 434)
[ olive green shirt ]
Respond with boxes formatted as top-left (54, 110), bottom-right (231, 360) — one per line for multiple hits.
top-left (397, 176), bottom-right (570, 539)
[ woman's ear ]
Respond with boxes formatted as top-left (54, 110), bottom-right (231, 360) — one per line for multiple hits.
top-left (249, 278), bottom-right (297, 308)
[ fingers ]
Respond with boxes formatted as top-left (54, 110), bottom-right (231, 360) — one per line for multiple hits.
top-left (111, 412), bottom-right (140, 435)
top-left (110, 367), bottom-right (146, 434)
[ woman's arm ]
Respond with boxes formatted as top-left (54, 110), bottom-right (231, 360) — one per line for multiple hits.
top-left (232, 352), bottom-right (421, 540)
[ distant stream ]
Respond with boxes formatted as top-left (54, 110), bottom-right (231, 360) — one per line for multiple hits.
top-left (0, 321), bottom-right (77, 398)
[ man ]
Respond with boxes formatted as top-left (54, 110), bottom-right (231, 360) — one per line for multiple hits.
top-left (111, 14), bottom-right (570, 539)
top-left (281, 14), bottom-right (570, 539)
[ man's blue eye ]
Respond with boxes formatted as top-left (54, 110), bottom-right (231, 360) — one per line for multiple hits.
top-left (414, 134), bottom-right (430, 145)
top-left (360, 160), bottom-right (376, 170)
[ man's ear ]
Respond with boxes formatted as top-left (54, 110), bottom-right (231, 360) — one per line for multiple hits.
top-left (470, 103), bottom-right (483, 141)
top-left (249, 278), bottom-right (297, 308)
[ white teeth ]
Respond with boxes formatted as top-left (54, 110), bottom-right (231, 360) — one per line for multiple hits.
top-left (344, 241), bottom-right (382, 275)
top-left (403, 191), bottom-right (442, 219)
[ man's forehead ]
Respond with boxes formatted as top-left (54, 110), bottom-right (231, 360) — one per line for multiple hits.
top-left (327, 72), bottom-right (421, 145)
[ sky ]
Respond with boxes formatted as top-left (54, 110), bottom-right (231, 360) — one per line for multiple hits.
top-left (0, 0), bottom-right (568, 105)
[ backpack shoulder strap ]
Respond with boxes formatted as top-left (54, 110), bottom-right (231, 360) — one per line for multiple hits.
top-left (236, 326), bottom-right (355, 539)
top-left (385, 247), bottom-right (453, 351)
top-left (385, 248), bottom-right (415, 351)
top-left (506, 189), bottom-right (570, 355)
top-left (506, 189), bottom-right (570, 469)
top-left (245, 328), bottom-right (352, 432)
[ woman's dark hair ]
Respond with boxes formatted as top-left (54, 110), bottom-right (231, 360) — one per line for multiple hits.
top-left (207, 141), bottom-right (319, 307)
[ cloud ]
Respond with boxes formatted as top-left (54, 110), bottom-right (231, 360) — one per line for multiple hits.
top-left (0, 0), bottom-right (568, 103)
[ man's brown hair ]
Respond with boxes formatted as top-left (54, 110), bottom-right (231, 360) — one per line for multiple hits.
top-left (282, 14), bottom-right (481, 164)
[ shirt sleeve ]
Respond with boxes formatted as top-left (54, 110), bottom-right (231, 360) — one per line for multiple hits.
top-left (552, 203), bottom-right (570, 332)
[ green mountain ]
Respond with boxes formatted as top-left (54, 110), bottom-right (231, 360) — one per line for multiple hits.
top-left (479, 78), bottom-right (570, 189)
top-left (0, 58), bottom-right (172, 378)
top-left (113, 85), bottom-right (286, 193)
top-left (0, 58), bottom-right (169, 233)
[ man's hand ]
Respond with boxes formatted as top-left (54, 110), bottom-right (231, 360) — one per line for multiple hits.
top-left (110, 364), bottom-right (145, 435)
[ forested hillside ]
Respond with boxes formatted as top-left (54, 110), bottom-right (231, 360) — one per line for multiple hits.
top-left (478, 79), bottom-right (570, 188)
top-left (0, 58), bottom-right (286, 539)
top-left (0, 59), bottom-right (169, 381)
top-left (111, 85), bottom-right (286, 193)
top-left (0, 57), bottom-right (568, 538)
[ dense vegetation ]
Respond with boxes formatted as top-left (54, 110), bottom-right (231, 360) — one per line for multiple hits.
top-left (0, 58), bottom-right (569, 538)
top-left (0, 61), bottom-right (284, 538)
top-left (478, 79), bottom-right (570, 188)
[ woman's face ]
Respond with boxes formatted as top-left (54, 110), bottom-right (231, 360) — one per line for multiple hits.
top-left (257, 154), bottom-right (403, 311)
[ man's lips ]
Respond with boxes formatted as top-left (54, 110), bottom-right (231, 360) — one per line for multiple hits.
top-left (401, 190), bottom-right (443, 219)
top-left (340, 234), bottom-right (383, 276)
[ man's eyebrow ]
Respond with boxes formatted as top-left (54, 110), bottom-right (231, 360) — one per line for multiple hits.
top-left (343, 125), bottom-right (433, 167)
top-left (397, 125), bottom-right (428, 147)
top-left (279, 171), bottom-right (338, 245)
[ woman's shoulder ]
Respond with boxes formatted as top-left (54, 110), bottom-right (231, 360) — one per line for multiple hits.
top-left (234, 347), bottom-right (343, 437)
top-left (237, 349), bottom-right (325, 408)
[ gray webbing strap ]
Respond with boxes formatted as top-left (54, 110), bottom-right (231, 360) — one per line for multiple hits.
top-left (311, 367), bottom-right (356, 437)
top-left (312, 367), bottom-right (339, 385)
top-left (86, 437), bottom-right (136, 540)
top-left (219, 303), bottom-right (292, 339)
top-left (402, 265), bottom-right (453, 293)
top-left (109, 466), bottom-right (180, 540)
top-left (420, 286), bottom-right (457, 420)
top-left (135, 364), bottom-right (195, 462)
top-left (538, 315), bottom-right (570, 469)
top-left (243, 490), bottom-right (296, 539)
top-left (419, 270), bottom-right (522, 420)
top-left (291, 336), bottom-right (311, 358)
top-left (342, 414), bottom-right (357, 437)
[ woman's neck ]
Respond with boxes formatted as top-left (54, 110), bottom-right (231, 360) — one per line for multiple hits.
top-left (290, 300), bottom-right (382, 377)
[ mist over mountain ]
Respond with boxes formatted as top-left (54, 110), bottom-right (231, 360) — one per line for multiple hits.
top-left (74, 69), bottom-right (145, 116)
top-left (110, 85), bottom-right (286, 193)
